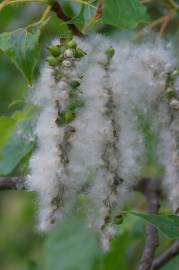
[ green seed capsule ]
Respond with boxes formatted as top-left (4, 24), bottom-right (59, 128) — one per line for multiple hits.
top-left (70, 79), bottom-right (81, 88)
top-left (64, 111), bottom-right (76, 123)
top-left (69, 87), bottom-right (79, 97)
top-left (47, 56), bottom-right (59, 67)
top-left (170, 69), bottom-right (179, 80)
top-left (68, 99), bottom-right (84, 111)
top-left (74, 48), bottom-right (87, 58)
top-left (114, 214), bottom-right (123, 225)
top-left (165, 87), bottom-right (177, 99)
top-left (52, 70), bottom-right (62, 81)
top-left (48, 45), bottom-right (61, 57)
top-left (56, 111), bottom-right (75, 125)
top-left (105, 47), bottom-right (115, 58)
top-left (66, 40), bottom-right (77, 49)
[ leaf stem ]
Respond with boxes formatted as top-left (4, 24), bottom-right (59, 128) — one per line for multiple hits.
top-left (0, 176), bottom-right (25, 191)
top-left (68, 0), bottom-right (96, 9)
top-left (168, 0), bottom-right (179, 10)
top-left (26, 5), bottom-right (51, 29)
top-left (51, 1), bottom-right (83, 36)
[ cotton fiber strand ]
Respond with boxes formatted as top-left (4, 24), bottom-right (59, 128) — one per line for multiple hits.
top-left (27, 34), bottom-right (179, 248)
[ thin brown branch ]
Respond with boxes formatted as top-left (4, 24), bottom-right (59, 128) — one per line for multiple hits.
top-left (138, 178), bottom-right (161, 270)
top-left (51, 1), bottom-right (84, 37)
top-left (151, 240), bottom-right (179, 270)
top-left (0, 176), bottom-right (26, 191)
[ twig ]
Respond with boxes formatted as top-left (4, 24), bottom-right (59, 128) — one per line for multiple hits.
top-left (26, 5), bottom-right (51, 29)
top-left (151, 240), bottom-right (179, 270)
top-left (168, 0), bottom-right (179, 10)
top-left (51, 1), bottom-right (83, 37)
top-left (0, 176), bottom-right (26, 191)
top-left (138, 178), bottom-right (161, 270)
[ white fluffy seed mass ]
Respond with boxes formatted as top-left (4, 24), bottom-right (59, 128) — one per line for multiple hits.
top-left (27, 34), bottom-right (179, 248)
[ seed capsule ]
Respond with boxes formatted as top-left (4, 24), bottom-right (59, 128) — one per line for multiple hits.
top-left (105, 47), bottom-right (115, 58)
top-left (48, 45), bottom-right (61, 57)
top-left (74, 48), bottom-right (87, 58)
top-left (64, 49), bottom-right (74, 58)
top-left (47, 56), bottom-right (59, 67)
top-left (64, 111), bottom-right (76, 123)
top-left (62, 60), bottom-right (72, 68)
top-left (165, 87), bottom-right (177, 100)
top-left (114, 214), bottom-right (123, 225)
top-left (169, 98), bottom-right (179, 110)
top-left (70, 79), bottom-right (81, 88)
top-left (66, 40), bottom-right (77, 49)
top-left (171, 69), bottom-right (179, 80)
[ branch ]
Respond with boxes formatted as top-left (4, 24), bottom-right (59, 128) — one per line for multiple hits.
top-left (51, 1), bottom-right (84, 37)
top-left (151, 240), bottom-right (179, 270)
top-left (138, 178), bottom-right (161, 270)
top-left (0, 176), bottom-right (26, 191)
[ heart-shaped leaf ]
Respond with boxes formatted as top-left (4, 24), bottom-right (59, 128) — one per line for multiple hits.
top-left (0, 28), bottom-right (41, 84)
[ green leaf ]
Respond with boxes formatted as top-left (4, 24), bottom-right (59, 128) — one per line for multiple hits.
top-left (0, 108), bottom-right (34, 160)
top-left (102, 232), bottom-right (129, 270)
top-left (161, 256), bottom-right (179, 270)
top-left (44, 218), bottom-right (101, 270)
top-left (93, 215), bottom-right (143, 270)
top-left (0, 120), bottom-right (35, 176)
top-left (70, 6), bottom-right (85, 30)
top-left (131, 212), bottom-right (179, 239)
top-left (12, 107), bottom-right (35, 122)
top-left (0, 28), bottom-right (41, 84)
top-left (102, 0), bottom-right (149, 29)
top-left (0, 116), bottom-right (17, 155)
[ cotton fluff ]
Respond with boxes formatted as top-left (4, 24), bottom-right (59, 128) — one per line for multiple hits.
top-left (27, 39), bottom-right (87, 229)
top-left (111, 40), bottom-right (174, 185)
top-left (27, 34), bottom-right (179, 248)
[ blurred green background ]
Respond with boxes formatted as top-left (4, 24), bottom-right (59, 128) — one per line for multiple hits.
top-left (0, 4), bottom-right (66, 269)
